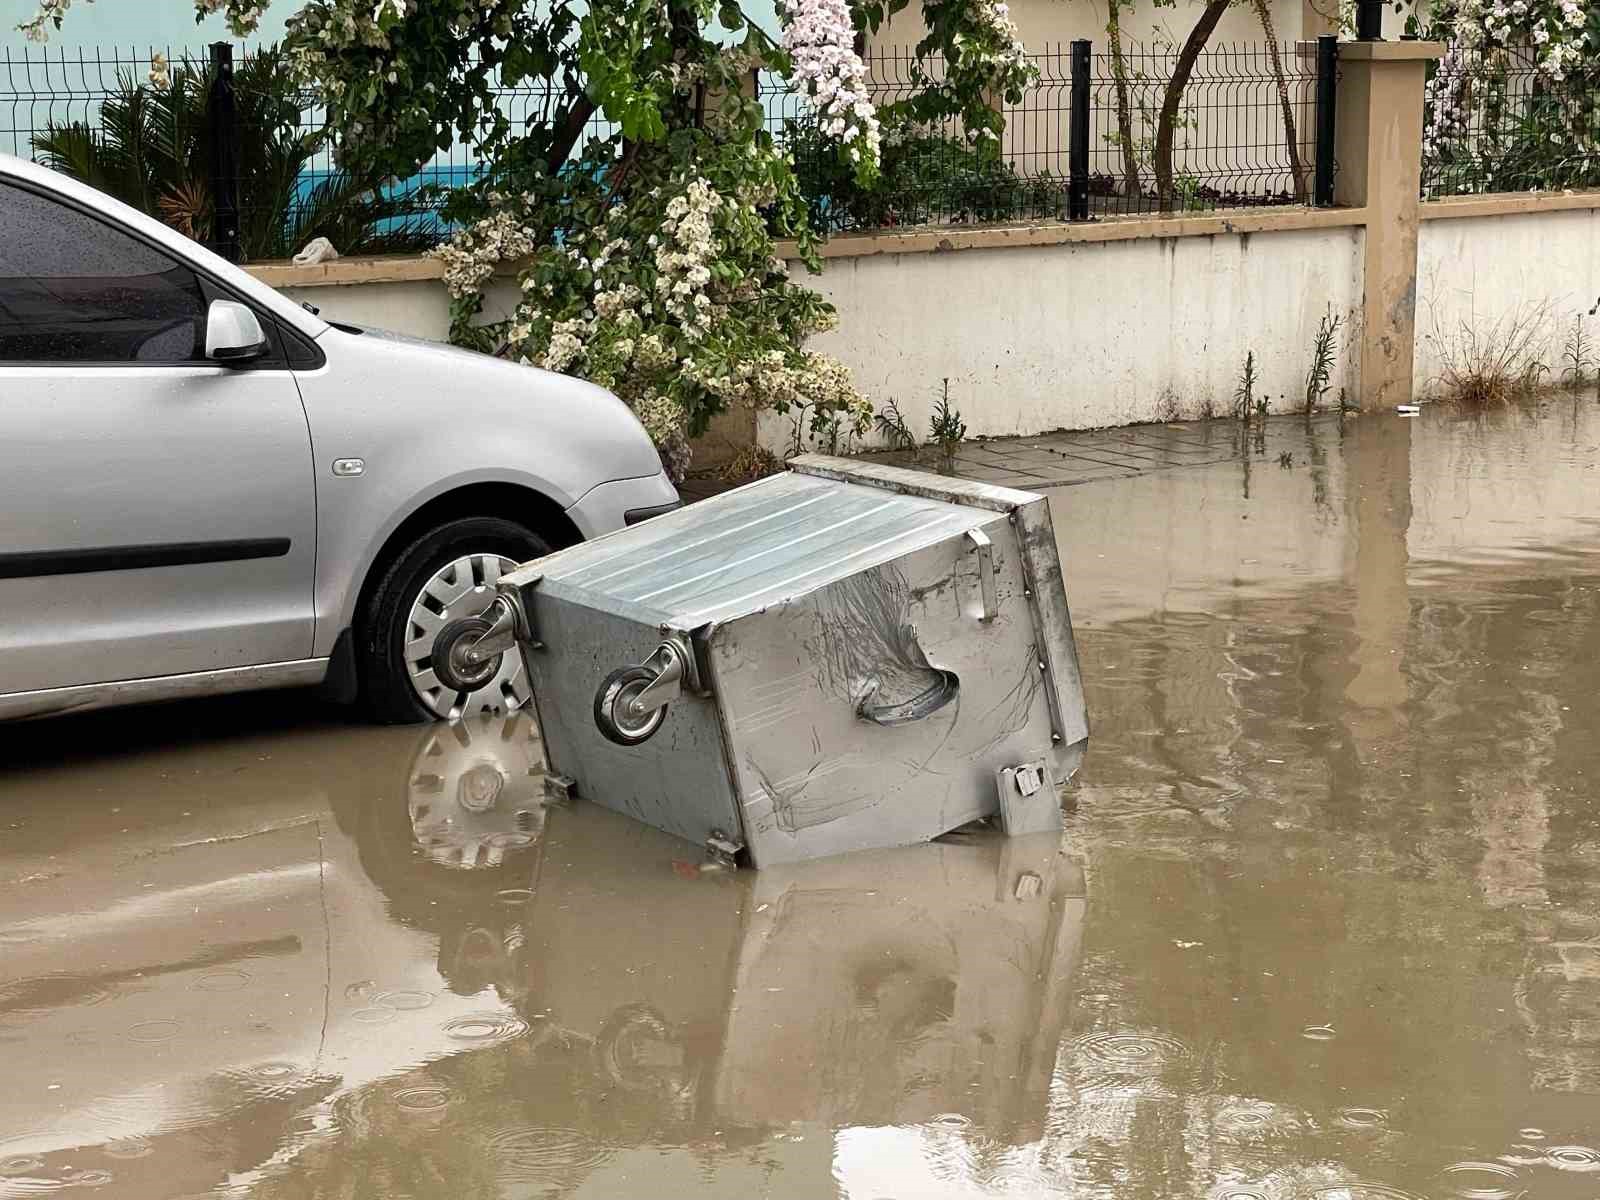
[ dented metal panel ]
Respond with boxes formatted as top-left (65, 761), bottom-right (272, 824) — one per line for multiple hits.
top-left (496, 455), bottom-right (1089, 865)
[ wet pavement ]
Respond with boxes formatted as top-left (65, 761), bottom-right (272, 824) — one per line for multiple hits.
top-left (5, 400), bottom-right (1600, 1198)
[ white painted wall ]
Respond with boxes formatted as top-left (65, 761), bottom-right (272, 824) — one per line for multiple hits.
top-left (275, 277), bottom-right (520, 341)
top-left (1415, 209), bottom-right (1600, 396)
top-left (273, 226), bottom-right (1364, 453)
top-left (762, 226), bottom-right (1364, 451)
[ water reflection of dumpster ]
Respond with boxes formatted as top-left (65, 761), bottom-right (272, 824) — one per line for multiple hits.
top-left (518, 801), bottom-right (1086, 1140)
top-left (452, 455), bottom-right (1089, 867)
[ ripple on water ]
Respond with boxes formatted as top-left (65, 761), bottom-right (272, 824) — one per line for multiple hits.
top-left (485, 1127), bottom-right (610, 1184)
top-left (99, 1137), bottom-right (154, 1160)
top-left (1210, 1185), bottom-right (1280, 1200)
top-left (392, 1084), bottom-right (453, 1113)
top-left (1297, 1184), bottom-right (1422, 1200)
top-left (0, 1156), bottom-right (44, 1176)
top-left (124, 1019), bottom-right (181, 1044)
top-left (193, 970), bottom-right (250, 993)
top-left (1516, 1128), bottom-right (1545, 1141)
top-left (442, 1012), bottom-right (530, 1045)
top-left (1544, 1146), bottom-right (1600, 1172)
top-left (0, 1167), bottom-right (116, 1193)
top-left (373, 990), bottom-right (434, 1011)
top-left (1436, 1161), bottom-right (1524, 1199)
top-left (496, 888), bottom-right (536, 905)
top-left (1335, 1107), bottom-right (1390, 1131)
top-left (348, 1007), bottom-right (398, 1026)
top-left (1300, 1025), bottom-right (1337, 1042)
top-left (1069, 1031), bottom-right (1191, 1072)
top-left (1215, 1102), bottom-right (1304, 1137)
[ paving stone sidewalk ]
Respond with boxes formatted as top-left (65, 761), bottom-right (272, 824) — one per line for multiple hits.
top-left (681, 415), bottom-right (1331, 502)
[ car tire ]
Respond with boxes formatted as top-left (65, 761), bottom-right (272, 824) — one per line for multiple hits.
top-left (358, 516), bottom-right (550, 724)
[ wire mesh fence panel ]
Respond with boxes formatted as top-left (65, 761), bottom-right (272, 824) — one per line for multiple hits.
top-left (1422, 49), bottom-right (1600, 196)
top-left (1082, 41), bottom-right (1318, 217)
top-left (9, 40), bottom-right (1328, 253)
top-left (781, 42), bottom-right (1322, 231)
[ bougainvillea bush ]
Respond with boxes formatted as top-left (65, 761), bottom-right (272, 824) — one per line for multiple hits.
top-left (1420, 0), bottom-right (1600, 196)
top-left (25, 0), bottom-right (1033, 477)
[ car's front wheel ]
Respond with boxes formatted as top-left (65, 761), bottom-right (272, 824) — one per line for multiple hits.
top-left (359, 516), bottom-right (550, 723)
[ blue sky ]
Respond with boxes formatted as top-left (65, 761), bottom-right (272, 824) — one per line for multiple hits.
top-left (1, 1), bottom-right (777, 51)
top-left (2, 0), bottom-right (291, 49)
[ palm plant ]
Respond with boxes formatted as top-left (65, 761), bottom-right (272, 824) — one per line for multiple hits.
top-left (33, 47), bottom-right (439, 262)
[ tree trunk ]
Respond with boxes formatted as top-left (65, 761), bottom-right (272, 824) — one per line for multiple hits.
top-left (1153, 0), bottom-right (1231, 211)
top-left (1105, 0), bottom-right (1143, 199)
top-left (1252, 0), bottom-right (1309, 202)
top-left (545, 94), bottom-right (598, 173)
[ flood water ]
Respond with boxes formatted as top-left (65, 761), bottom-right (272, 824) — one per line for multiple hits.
top-left (4, 401), bottom-right (1600, 1198)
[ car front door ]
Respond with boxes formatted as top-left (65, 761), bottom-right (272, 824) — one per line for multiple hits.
top-left (0, 178), bottom-right (316, 699)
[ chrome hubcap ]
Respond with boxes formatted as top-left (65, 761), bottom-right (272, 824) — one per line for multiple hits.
top-left (404, 553), bottom-right (529, 720)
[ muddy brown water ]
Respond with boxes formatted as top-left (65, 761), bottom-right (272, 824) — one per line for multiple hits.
top-left (4, 403), bottom-right (1600, 1198)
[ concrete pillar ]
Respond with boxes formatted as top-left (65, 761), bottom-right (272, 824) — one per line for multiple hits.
top-left (1332, 41), bottom-right (1444, 410)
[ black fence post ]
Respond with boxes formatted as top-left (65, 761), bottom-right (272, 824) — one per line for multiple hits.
top-left (1314, 35), bottom-right (1338, 207)
top-left (1068, 39), bottom-right (1090, 222)
top-left (1355, 0), bottom-right (1384, 40)
top-left (207, 41), bottom-right (241, 263)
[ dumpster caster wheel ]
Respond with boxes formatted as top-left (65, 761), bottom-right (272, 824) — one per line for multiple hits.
top-left (595, 666), bottom-right (668, 747)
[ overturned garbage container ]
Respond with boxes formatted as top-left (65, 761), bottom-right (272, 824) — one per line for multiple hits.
top-left (434, 455), bottom-right (1088, 866)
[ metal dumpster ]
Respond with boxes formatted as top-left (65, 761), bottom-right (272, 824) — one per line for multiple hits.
top-left (432, 455), bottom-right (1088, 866)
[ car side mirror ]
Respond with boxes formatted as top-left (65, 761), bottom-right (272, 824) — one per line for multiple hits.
top-left (205, 299), bottom-right (269, 364)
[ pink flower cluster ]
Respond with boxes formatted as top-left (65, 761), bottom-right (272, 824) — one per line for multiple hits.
top-left (781, 0), bottom-right (881, 172)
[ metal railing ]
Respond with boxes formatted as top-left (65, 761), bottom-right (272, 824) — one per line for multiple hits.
top-left (1422, 49), bottom-right (1600, 197)
top-left (6, 39), bottom-right (1340, 256)
top-left (775, 39), bottom-right (1338, 232)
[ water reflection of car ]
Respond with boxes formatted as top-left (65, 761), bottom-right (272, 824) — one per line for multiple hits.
top-left (0, 712), bottom-right (1087, 1196)
top-left (0, 152), bottom-right (679, 726)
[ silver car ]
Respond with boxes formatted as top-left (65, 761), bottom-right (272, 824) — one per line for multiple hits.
top-left (0, 153), bottom-right (680, 723)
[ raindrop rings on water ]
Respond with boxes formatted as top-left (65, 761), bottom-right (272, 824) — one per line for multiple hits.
top-left (1516, 1128), bottom-right (1545, 1141)
top-left (125, 1019), bottom-right (181, 1043)
top-left (1069, 1031), bottom-right (1191, 1069)
top-left (100, 1137), bottom-right (154, 1160)
top-left (1211, 1185), bottom-right (1277, 1200)
top-left (1544, 1145), bottom-right (1600, 1171)
top-left (496, 888), bottom-right (536, 905)
top-left (393, 1084), bottom-right (453, 1113)
top-left (442, 1012), bottom-right (531, 1045)
top-left (247, 1062), bottom-right (301, 1080)
top-left (1436, 1161), bottom-right (1524, 1199)
top-left (1335, 1107), bottom-right (1389, 1131)
top-left (484, 1127), bottom-right (610, 1182)
top-left (349, 1007), bottom-right (398, 1026)
top-left (193, 970), bottom-right (250, 993)
top-left (1298, 1184), bottom-right (1422, 1200)
top-left (374, 990), bottom-right (434, 1012)
top-left (1301, 1024), bottom-right (1337, 1041)
top-left (0, 1155), bottom-right (44, 1176)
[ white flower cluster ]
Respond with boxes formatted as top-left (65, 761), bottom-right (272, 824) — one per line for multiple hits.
top-left (781, 0), bottom-right (882, 170)
top-left (1440, 0), bottom-right (1593, 79)
top-left (18, 0), bottom-right (80, 42)
top-left (431, 196), bottom-right (541, 297)
top-left (149, 51), bottom-right (171, 89)
top-left (654, 178), bottom-right (723, 340)
top-left (965, 0), bottom-right (1031, 83)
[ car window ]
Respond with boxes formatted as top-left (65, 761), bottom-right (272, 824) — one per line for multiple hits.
top-left (0, 181), bottom-right (209, 364)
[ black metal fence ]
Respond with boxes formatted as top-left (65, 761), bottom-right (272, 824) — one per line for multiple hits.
top-left (7, 38), bottom-right (1339, 257)
top-left (776, 39), bottom-right (1338, 232)
top-left (1422, 49), bottom-right (1600, 197)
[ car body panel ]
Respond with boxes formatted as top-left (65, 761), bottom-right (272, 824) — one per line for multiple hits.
top-left (0, 363), bottom-right (318, 692)
top-left (291, 327), bottom-right (671, 655)
top-left (0, 153), bottom-right (678, 717)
